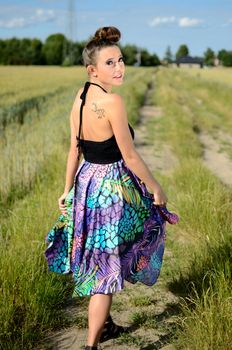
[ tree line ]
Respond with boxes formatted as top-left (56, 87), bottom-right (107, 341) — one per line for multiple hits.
top-left (0, 33), bottom-right (231, 67)
top-left (164, 44), bottom-right (232, 67)
top-left (0, 33), bottom-right (160, 66)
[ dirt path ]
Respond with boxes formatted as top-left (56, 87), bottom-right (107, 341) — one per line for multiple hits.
top-left (199, 132), bottom-right (232, 187)
top-left (135, 83), bottom-right (178, 175)
top-left (39, 77), bottom-right (179, 350)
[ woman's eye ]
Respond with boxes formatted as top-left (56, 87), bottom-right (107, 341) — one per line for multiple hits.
top-left (106, 60), bottom-right (114, 65)
top-left (119, 57), bottom-right (124, 62)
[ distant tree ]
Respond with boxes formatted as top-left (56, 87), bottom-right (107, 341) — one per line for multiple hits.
top-left (0, 38), bottom-right (44, 65)
top-left (140, 49), bottom-right (150, 66)
top-left (221, 51), bottom-right (232, 67)
top-left (62, 40), bottom-right (74, 66)
top-left (149, 53), bottom-right (160, 66)
top-left (30, 39), bottom-right (44, 65)
top-left (176, 44), bottom-right (189, 59)
top-left (4, 38), bottom-right (21, 64)
top-left (140, 49), bottom-right (160, 66)
top-left (218, 49), bottom-right (227, 62)
top-left (42, 33), bottom-right (67, 65)
top-left (218, 49), bottom-right (232, 67)
top-left (0, 35), bottom-right (160, 66)
top-left (72, 41), bottom-right (86, 65)
top-left (164, 45), bottom-right (173, 63)
top-left (0, 39), bottom-right (6, 64)
top-left (121, 44), bottom-right (137, 65)
top-left (204, 48), bottom-right (215, 66)
top-left (20, 38), bottom-right (34, 65)
top-left (65, 42), bottom-right (80, 66)
top-left (62, 40), bottom-right (86, 66)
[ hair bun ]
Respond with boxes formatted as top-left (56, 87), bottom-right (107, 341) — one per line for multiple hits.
top-left (93, 26), bottom-right (121, 43)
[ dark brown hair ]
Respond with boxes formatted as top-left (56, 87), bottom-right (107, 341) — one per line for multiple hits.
top-left (82, 26), bottom-right (121, 67)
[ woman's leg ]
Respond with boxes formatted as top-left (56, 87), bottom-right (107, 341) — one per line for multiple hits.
top-left (86, 293), bottom-right (113, 347)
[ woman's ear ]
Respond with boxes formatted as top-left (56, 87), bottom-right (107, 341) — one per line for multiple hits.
top-left (87, 65), bottom-right (98, 77)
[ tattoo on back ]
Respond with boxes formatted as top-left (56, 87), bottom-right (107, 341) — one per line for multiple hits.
top-left (92, 102), bottom-right (105, 119)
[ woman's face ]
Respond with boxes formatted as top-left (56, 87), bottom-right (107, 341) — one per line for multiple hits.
top-left (92, 46), bottom-right (125, 87)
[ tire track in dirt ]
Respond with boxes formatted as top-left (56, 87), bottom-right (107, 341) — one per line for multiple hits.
top-left (199, 132), bottom-right (232, 187)
top-left (183, 97), bottom-right (232, 188)
top-left (39, 76), bottom-right (179, 350)
top-left (135, 82), bottom-right (178, 176)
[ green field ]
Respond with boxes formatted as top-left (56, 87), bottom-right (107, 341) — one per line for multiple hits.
top-left (0, 66), bottom-right (232, 350)
top-left (179, 66), bottom-right (232, 86)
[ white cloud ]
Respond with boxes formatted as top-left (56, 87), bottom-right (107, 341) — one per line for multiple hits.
top-left (178, 17), bottom-right (204, 27)
top-left (0, 8), bottom-right (55, 29)
top-left (221, 18), bottom-right (232, 27)
top-left (149, 16), bottom-right (176, 27)
top-left (149, 15), bottom-right (203, 28)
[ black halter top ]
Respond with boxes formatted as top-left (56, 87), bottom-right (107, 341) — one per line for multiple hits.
top-left (76, 81), bottom-right (135, 164)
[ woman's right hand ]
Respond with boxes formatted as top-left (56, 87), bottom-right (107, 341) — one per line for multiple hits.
top-left (58, 192), bottom-right (69, 216)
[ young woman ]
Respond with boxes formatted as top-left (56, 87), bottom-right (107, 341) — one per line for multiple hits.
top-left (45, 26), bottom-right (178, 350)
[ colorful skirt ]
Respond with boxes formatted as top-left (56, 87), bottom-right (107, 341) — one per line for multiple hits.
top-left (45, 159), bottom-right (178, 297)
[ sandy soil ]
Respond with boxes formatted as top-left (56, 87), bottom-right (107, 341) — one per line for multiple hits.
top-left (199, 132), bottom-right (232, 187)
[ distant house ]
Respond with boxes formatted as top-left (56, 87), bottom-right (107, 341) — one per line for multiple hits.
top-left (174, 55), bottom-right (204, 68)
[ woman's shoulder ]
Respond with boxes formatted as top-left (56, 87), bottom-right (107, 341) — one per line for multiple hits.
top-left (108, 92), bottom-right (123, 102)
top-left (105, 93), bottom-right (125, 109)
top-left (106, 93), bottom-right (127, 124)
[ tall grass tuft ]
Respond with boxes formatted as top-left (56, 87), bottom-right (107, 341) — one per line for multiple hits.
top-left (176, 273), bottom-right (232, 350)
top-left (0, 152), bottom-right (74, 349)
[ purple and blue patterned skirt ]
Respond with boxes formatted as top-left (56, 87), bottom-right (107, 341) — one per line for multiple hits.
top-left (45, 159), bottom-right (178, 297)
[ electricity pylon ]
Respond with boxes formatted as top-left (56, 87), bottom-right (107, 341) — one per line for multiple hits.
top-left (63, 0), bottom-right (76, 65)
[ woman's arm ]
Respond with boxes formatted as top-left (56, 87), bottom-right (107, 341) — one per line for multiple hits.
top-left (107, 94), bottom-right (167, 205)
top-left (58, 93), bottom-right (82, 215)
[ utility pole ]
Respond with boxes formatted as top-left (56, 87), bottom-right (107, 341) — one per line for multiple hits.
top-left (135, 49), bottom-right (141, 67)
top-left (64, 0), bottom-right (76, 65)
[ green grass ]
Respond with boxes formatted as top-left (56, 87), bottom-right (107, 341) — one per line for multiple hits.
top-left (129, 295), bottom-right (153, 307)
top-left (0, 66), bottom-right (85, 108)
top-left (0, 153), bottom-right (74, 350)
top-left (151, 67), bottom-right (232, 350)
top-left (130, 310), bottom-right (157, 329)
top-left (0, 87), bottom-right (75, 209)
top-left (175, 273), bottom-right (232, 350)
top-left (181, 66), bottom-right (232, 87)
top-left (117, 333), bottom-right (144, 347)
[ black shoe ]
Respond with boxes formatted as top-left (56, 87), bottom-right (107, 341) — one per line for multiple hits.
top-left (84, 346), bottom-right (98, 350)
top-left (99, 314), bottom-right (128, 343)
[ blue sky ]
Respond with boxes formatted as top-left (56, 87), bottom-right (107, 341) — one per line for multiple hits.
top-left (0, 0), bottom-right (231, 58)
